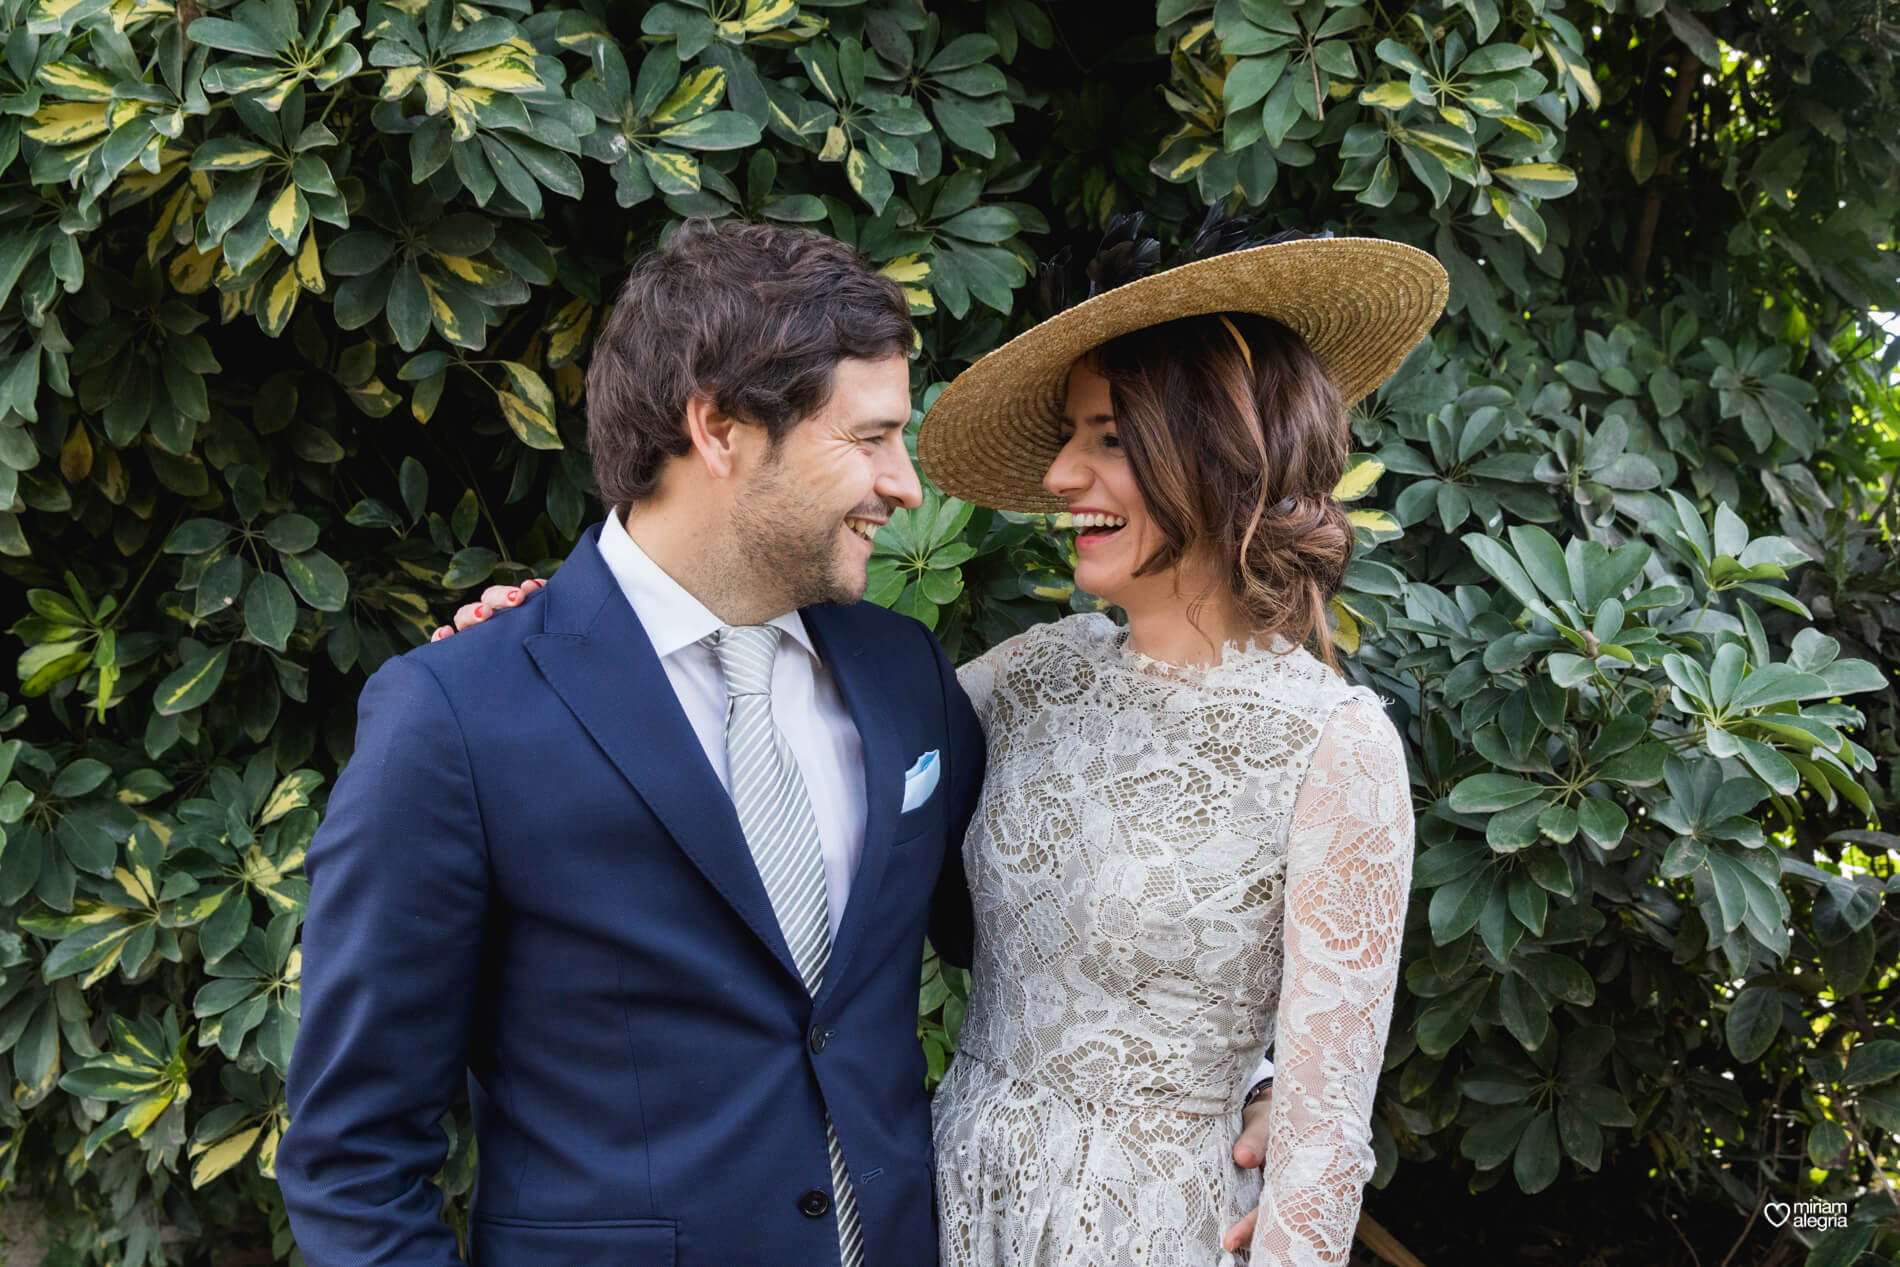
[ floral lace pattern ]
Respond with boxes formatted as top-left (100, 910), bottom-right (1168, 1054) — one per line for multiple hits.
top-left (933, 614), bottom-right (1413, 1266)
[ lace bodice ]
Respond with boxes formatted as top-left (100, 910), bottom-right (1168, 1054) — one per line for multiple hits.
top-left (936, 614), bottom-right (1413, 1266)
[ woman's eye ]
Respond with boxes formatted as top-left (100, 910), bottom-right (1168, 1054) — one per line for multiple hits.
top-left (1101, 433), bottom-right (1121, 449)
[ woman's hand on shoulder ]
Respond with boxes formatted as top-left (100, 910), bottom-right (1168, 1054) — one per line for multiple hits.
top-left (430, 578), bottom-right (546, 641)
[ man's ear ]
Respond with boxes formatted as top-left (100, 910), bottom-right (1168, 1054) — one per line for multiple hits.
top-left (683, 392), bottom-right (742, 479)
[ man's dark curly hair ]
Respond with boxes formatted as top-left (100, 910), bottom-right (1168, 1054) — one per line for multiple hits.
top-left (585, 220), bottom-right (913, 511)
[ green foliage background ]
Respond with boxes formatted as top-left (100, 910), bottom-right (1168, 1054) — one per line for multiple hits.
top-left (0, 0), bottom-right (1897, 1261)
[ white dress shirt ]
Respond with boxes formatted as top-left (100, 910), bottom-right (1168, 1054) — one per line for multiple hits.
top-left (596, 513), bottom-right (866, 942)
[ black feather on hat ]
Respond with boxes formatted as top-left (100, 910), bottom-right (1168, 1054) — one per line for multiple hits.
top-left (1170, 206), bottom-right (1260, 266)
top-left (1033, 245), bottom-right (1075, 319)
top-left (1035, 210), bottom-right (1333, 319)
top-left (1084, 213), bottom-right (1161, 296)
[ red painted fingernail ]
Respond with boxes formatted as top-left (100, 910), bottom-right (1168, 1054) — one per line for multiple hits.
top-left (475, 604), bottom-right (491, 618)
top-left (432, 627), bottom-right (450, 641)
top-left (506, 589), bottom-right (522, 603)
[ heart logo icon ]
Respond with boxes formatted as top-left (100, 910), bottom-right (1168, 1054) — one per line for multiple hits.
top-left (1764, 1202), bottom-right (1792, 1228)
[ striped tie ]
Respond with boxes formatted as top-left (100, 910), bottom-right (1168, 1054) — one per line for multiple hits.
top-left (705, 625), bottom-right (862, 1267)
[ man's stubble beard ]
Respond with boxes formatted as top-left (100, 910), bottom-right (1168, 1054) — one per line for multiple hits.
top-left (726, 456), bottom-right (868, 613)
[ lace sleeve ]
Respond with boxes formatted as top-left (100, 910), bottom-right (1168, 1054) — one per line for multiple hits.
top-left (953, 625), bottom-right (1041, 738)
top-left (1249, 694), bottom-right (1413, 1266)
top-left (955, 651), bottom-right (1000, 735)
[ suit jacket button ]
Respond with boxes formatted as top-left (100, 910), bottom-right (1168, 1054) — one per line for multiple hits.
top-left (808, 1024), bottom-right (828, 1054)
top-left (798, 1189), bottom-right (831, 1218)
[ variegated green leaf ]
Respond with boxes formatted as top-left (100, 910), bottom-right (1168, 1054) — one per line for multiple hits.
top-left (651, 67), bottom-right (726, 125)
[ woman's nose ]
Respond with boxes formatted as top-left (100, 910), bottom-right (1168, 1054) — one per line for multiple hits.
top-left (1043, 434), bottom-right (1086, 498)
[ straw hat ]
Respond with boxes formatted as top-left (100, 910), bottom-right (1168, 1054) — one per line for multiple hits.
top-left (917, 229), bottom-right (1448, 514)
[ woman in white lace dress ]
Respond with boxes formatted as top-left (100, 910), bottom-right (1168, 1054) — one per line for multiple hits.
top-left (915, 223), bottom-right (1447, 1265)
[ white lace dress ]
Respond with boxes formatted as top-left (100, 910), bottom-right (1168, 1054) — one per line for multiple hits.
top-left (931, 614), bottom-right (1413, 1267)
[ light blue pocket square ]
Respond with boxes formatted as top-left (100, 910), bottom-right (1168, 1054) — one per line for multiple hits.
top-left (900, 750), bottom-right (940, 813)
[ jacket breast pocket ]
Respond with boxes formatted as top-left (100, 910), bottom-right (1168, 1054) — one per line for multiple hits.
top-left (471, 1216), bottom-right (676, 1266)
top-left (891, 802), bottom-right (945, 847)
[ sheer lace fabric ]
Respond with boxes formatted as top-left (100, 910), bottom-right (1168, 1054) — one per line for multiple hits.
top-left (932, 614), bottom-right (1413, 1266)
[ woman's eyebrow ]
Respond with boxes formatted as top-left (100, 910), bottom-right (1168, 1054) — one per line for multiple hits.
top-left (1057, 412), bottom-right (1117, 426)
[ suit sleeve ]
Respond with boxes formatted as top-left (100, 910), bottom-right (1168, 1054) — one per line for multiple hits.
top-left (925, 626), bottom-right (981, 969)
top-left (278, 654), bottom-right (488, 1266)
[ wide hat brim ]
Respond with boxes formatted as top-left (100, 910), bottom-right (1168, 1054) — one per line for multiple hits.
top-left (917, 236), bottom-right (1448, 514)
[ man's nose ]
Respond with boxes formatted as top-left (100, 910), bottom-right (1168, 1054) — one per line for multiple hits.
top-left (881, 446), bottom-right (924, 509)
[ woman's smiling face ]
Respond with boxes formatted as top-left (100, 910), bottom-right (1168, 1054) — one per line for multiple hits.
top-left (1041, 358), bottom-right (1161, 607)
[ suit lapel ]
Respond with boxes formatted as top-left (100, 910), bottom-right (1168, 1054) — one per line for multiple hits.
top-left (525, 532), bottom-right (805, 987)
top-left (801, 602), bottom-right (903, 1008)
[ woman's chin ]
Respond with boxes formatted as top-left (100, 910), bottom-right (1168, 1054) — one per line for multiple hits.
top-left (1073, 563), bottom-right (1127, 607)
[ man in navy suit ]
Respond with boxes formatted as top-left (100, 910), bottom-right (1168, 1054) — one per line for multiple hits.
top-left (278, 221), bottom-right (978, 1265)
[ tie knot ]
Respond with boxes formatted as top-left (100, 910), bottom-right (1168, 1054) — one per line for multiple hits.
top-left (707, 625), bottom-right (781, 697)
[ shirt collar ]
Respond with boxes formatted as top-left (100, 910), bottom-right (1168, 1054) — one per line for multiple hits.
top-left (595, 512), bottom-right (816, 662)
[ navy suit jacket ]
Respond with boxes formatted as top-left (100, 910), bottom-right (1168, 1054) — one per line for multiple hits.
top-left (278, 526), bottom-right (982, 1266)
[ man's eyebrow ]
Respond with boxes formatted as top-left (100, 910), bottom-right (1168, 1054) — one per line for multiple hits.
top-left (860, 417), bottom-right (908, 431)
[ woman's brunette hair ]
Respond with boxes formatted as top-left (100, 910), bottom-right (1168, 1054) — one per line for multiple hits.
top-left (1086, 310), bottom-right (1354, 668)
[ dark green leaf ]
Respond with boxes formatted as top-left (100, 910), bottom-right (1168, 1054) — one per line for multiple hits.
top-left (1512, 1111), bottom-right (1560, 1193)
top-left (1844, 1040), bottom-right (1900, 1087)
top-left (1804, 1224), bottom-right (1877, 1267)
top-left (386, 262), bottom-right (431, 352)
top-left (282, 550), bottom-right (349, 611)
top-left (441, 547), bottom-right (499, 589)
top-left (656, 111), bottom-right (762, 152)
top-left (261, 513), bottom-right (319, 554)
top-left (165, 519), bottom-right (232, 554)
top-left (1725, 986), bottom-right (1783, 1062)
top-left (155, 645), bottom-right (232, 715)
top-left (1812, 876), bottom-right (1882, 943)
top-left (761, 194), bottom-right (827, 222)
top-left (1449, 773), bottom-right (1549, 813)
top-left (187, 16), bottom-right (283, 56)
top-left (1596, 743), bottom-right (1666, 786)
top-left (1520, 953), bottom-right (1595, 1006)
top-left (1428, 866), bottom-right (1494, 943)
top-left (1557, 1099), bottom-right (1603, 1170)
top-left (200, 889), bottom-right (251, 963)
top-left (1576, 799), bottom-right (1627, 848)
top-left (939, 207), bottom-right (1020, 243)
top-left (1508, 525), bottom-right (1573, 605)
top-left (56, 816), bottom-right (117, 877)
top-left (932, 93), bottom-right (996, 157)
top-left (51, 759), bottom-right (111, 799)
top-left (243, 573), bottom-right (296, 651)
top-left (1417, 980), bottom-right (1488, 1056)
top-left (1460, 1103), bottom-right (1535, 1167)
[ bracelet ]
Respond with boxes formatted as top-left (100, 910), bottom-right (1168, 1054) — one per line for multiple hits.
top-left (1242, 1076), bottom-right (1274, 1108)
